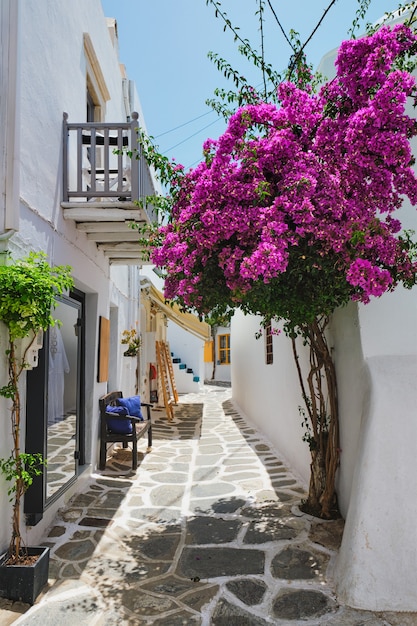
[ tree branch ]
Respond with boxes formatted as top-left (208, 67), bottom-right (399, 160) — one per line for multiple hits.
top-left (287, 0), bottom-right (338, 79)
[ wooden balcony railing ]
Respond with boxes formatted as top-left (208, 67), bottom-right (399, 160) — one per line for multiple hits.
top-left (61, 112), bottom-right (159, 263)
top-left (62, 111), bottom-right (148, 203)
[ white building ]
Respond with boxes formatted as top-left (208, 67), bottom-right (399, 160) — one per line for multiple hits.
top-left (0, 1), bottom-right (159, 550)
top-left (202, 325), bottom-right (231, 385)
top-left (231, 11), bottom-right (417, 613)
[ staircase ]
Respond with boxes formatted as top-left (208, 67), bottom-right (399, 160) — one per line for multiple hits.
top-left (171, 354), bottom-right (201, 393)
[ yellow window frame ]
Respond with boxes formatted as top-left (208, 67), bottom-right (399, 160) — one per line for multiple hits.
top-left (218, 333), bottom-right (231, 365)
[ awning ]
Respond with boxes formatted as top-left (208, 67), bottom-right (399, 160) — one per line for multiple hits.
top-left (147, 285), bottom-right (211, 341)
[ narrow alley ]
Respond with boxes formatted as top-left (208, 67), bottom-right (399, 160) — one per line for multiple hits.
top-left (1, 386), bottom-right (414, 625)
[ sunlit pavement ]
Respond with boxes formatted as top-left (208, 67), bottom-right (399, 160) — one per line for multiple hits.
top-left (1, 385), bottom-right (415, 625)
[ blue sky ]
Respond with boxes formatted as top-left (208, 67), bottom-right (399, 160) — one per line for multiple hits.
top-left (101, 0), bottom-right (401, 170)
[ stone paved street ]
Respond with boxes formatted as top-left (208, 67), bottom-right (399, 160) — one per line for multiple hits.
top-left (1, 385), bottom-right (417, 625)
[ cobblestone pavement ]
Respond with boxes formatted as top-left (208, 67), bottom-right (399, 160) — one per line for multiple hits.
top-left (1, 385), bottom-right (417, 625)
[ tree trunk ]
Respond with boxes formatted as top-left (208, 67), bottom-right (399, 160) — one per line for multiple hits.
top-left (291, 317), bottom-right (340, 519)
top-left (211, 327), bottom-right (217, 381)
top-left (9, 340), bottom-right (23, 561)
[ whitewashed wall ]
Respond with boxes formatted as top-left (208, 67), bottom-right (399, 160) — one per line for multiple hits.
top-left (0, 0), bottom-right (20, 240)
top-left (0, 0), bottom-right (20, 550)
top-left (328, 17), bottom-right (417, 609)
top-left (328, 303), bottom-right (366, 516)
top-left (212, 326), bottom-right (231, 383)
top-left (0, 0), bottom-right (152, 551)
top-left (334, 292), bottom-right (417, 610)
top-left (232, 15), bottom-right (417, 611)
top-left (231, 311), bottom-right (311, 485)
top-left (167, 323), bottom-right (205, 391)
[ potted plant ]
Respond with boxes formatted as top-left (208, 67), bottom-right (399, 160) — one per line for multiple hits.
top-left (121, 327), bottom-right (141, 357)
top-left (0, 252), bottom-right (73, 604)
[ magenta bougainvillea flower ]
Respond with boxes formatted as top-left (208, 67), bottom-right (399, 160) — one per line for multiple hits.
top-left (150, 25), bottom-right (417, 325)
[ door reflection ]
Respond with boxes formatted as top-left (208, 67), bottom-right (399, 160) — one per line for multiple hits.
top-left (46, 301), bottom-right (79, 499)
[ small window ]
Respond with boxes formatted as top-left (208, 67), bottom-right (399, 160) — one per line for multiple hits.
top-left (87, 89), bottom-right (95, 122)
top-left (265, 320), bottom-right (273, 365)
top-left (218, 334), bottom-right (231, 365)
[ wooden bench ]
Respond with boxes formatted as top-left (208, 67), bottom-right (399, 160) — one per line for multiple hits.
top-left (99, 391), bottom-right (152, 470)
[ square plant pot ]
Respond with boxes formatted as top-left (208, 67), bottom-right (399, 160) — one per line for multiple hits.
top-left (0, 546), bottom-right (50, 605)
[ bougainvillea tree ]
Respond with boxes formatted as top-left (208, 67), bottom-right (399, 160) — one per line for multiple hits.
top-left (145, 24), bottom-right (417, 518)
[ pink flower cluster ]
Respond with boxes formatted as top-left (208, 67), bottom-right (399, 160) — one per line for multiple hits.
top-left (151, 25), bottom-right (417, 312)
top-left (346, 259), bottom-right (393, 303)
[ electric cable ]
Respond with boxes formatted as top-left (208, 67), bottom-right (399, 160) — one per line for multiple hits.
top-left (154, 109), bottom-right (216, 139)
top-left (162, 117), bottom-right (223, 155)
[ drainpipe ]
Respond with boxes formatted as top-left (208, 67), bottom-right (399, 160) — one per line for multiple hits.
top-left (122, 78), bottom-right (131, 121)
top-left (0, 0), bottom-right (20, 256)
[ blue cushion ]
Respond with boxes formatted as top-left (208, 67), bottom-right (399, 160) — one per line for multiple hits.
top-left (105, 404), bottom-right (132, 434)
top-left (116, 395), bottom-right (144, 420)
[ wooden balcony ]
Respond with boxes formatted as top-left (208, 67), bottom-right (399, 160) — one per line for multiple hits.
top-left (61, 112), bottom-right (156, 264)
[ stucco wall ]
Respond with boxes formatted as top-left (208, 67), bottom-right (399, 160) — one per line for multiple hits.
top-left (333, 271), bottom-right (417, 611)
top-left (213, 326), bottom-right (231, 382)
top-left (332, 38), bottom-right (417, 609)
top-left (0, 0), bottom-right (20, 236)
top-left (167, 322), bottom-right (205, 389)
top-left (20, 2), bottom-right (122, 223)
top-left (335, 354), bottom-right (417, 610)
top-left (0, 0), bottom-right (151, 551)
top-left (231, 16), bottom-right (417, 610)
top-left (231, 221), bottom-right (417, 614)
top-left (231, 310), bottom-right (311, 485)
top-left (329, 302), bottom-right (367, 517)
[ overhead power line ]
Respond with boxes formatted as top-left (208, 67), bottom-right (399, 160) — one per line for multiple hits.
top-left (288, 0), bottom-right (339, 76)
top-left (266, 0), bottom-right (296, 52)
top-left (162, 117), bottom-right (223, 156)
top-left (154, 110), bottom-right (216, 139)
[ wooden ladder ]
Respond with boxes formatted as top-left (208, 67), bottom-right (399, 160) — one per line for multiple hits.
top-left (162, 341), bottom-right (179, 404)
top-left (155, 340), bottom-right (175, 421)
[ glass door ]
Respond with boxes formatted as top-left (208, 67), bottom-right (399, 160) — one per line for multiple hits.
top-left (46, 297), bottom-right (81, 500)
top-left (25, 290), bottom-right (85, 524)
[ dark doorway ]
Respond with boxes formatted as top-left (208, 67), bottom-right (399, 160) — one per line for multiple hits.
top-left (25, 290), bottom-right (85, 524)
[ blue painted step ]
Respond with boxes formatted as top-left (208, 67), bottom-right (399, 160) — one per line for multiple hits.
top-left (172, 355), bottom-right (199, 382)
